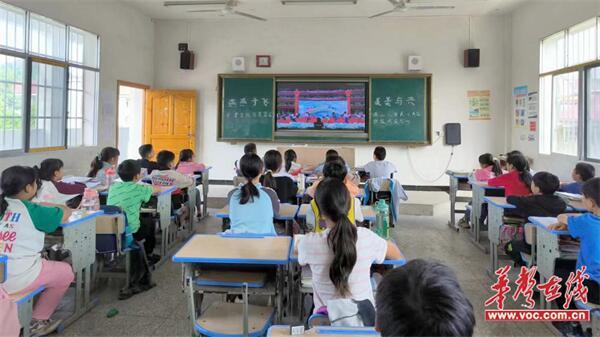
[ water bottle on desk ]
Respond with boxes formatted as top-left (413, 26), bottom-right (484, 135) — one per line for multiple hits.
top-left (105, 167), bottom-right (116, 187)
top-left (81, 188), bottom-right (100, 212)
top-left (297, 174), bottom-right (306, 193)
top-left (374, 199), bottom-right (390, 240)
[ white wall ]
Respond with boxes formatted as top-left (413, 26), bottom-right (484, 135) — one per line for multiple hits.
top-left (154, 16), bottom-right (511, 184)
top-left (0, 0), bottom-right (154, 175)
top-left (509, 1), bottom-right (600, 180)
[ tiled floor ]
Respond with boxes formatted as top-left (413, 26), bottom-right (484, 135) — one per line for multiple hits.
top-left (58, 204), bottom-right (558, 337)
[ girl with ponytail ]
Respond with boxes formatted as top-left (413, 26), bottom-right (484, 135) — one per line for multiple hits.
top-left (227, 153), bottom-right (279, 235)
top-left (260, 150), bottom-right (298, 204)
top-left (0, 166), bottom-right (74, 336)
top-left (474, 153), bottom-right (503, 182)
top-left (488, 152), bottom-right (533, 197)
top-left (87, 147), bottom-right (120, 180)
top-left (297, 178), bottom-right (402, 315)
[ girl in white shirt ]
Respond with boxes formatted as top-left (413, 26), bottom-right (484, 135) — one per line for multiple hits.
top-left (298, 178), bottom-right (403, 315)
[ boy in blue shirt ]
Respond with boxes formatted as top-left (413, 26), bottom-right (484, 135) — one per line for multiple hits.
top-left (551, 177), bottom-right (600, 308)
top-left (560, 162), bottom-right (595, 195)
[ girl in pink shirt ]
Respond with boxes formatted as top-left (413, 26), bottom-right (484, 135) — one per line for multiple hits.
top-left (473, 153), bottom-right (502, 182)
top-left (176, 149), bottom-right (206, 175)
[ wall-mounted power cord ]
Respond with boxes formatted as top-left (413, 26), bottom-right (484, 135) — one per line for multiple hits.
top-left (407, 131), bottom-right (455, 183)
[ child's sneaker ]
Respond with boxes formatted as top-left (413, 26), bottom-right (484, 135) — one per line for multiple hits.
top-left (29, 319), bottom-right (62, 336)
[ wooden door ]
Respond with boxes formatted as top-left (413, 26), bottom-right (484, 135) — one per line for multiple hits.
top-left (144, 90), bottom-right (196, 158)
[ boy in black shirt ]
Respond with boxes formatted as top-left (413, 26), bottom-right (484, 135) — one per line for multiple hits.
top-left (137, 144), bottom-right (159, 174)
top-left (505, 171), bottom-right (567, 266)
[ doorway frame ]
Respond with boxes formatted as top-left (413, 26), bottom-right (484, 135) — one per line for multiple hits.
top-left (115, 80), bottom-right (151, 147)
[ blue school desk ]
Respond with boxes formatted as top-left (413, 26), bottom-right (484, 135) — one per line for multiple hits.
top-left (446, 170), bottom-right (471, 231)
top-left (60, 210), bottom-right (103, 328)
top-left (527, 216), bottom-right (575, 309)
top-left (484, 197), bottom-right (517, 278)
top-left (172, 234), bottom-right (292, 335)
top-left (267, 326), bottom-right (380, 337)
top-left (468, 178), bottom-right (504, 253)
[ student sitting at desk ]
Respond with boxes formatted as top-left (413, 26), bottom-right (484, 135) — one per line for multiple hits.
top-left (550, 178), bottom-right (600, 309)
top-left (504, 172), bottom-right (567, 266)
top-left (488, 152), bottom-right (532, 197)
top-left (560, 162), bottom-right (595, 195)
top-left (362, 146), bottom-right (397, 179)
top-left (313, 149), bottom-right (351, 175)
top-left (234, 142), bottom-right (257, 176)
top-left (306, 159), bottom-right (363, 231)
top-left (228, 153), bottom-right (279, 235)
top-left (375, 259), bottom-right (475, 337)
top-left (137, 144), bottom-right (159, 175)
top-left (0, 166), bottom-right (73, 337)
top-left (176, 149), bottom-right (206, 175)
top-left (107, 160), bottom-right (160, 297)
top-left (473, 153), bottom-right (502, 182)
top-left (151, 150), bottom-right (197, 219)
top-left (284, 149), bottom-right (302, 176)
top-left (298, 178), bottom-right (402, 322)
top-left (307, 157), bottom-right (360, 199)
top-left (36, 159), bottom-right (85, 207)
top-left (261, 150), bottom-right (298, 204)
top-left (87, 147), bottom-right (120, 184)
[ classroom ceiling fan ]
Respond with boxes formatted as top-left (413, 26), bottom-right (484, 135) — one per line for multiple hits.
top-left (165, 0), bottom-right (267, 21)
top-left (369, 0), bottom-right (455, 18)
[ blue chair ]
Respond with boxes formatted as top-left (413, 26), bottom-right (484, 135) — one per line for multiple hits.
top-left (1, 254), bottom-right (47, 337)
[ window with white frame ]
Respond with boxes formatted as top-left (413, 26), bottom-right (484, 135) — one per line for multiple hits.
top-left (539, 16), bottom-right (600, 161)
top-left (0, 1), bottom-right (99, 153)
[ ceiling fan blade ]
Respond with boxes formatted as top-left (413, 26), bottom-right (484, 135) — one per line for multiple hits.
top-left (187, 9), bottom-right (221, 12)
top-left (232, 10), bottom-right (267, 21)
top-left (164, 1), bottom-right (227, 6)
top-left (226, 0), bottom-right (238, 7)
top-left (387, 0), bottom-right (402, 6)
top-left (408, 5), bottom-right (455, 10)
top-left (369, 9), bottom-right (397, 18)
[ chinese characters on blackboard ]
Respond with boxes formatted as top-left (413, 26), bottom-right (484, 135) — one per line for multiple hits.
top-left (224, 97), bottom-right (272, 120)
top-left (372, 95), bottom-right (419, 126)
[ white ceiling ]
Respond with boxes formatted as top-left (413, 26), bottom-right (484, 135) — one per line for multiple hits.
top-left (120, 0), bottom-right (528, 20)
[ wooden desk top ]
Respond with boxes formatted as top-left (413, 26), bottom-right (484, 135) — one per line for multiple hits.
top-left (61, 210), bottom-right (103, 229)
top-left (267, 326), bottom-right (379, 337)
top-left (172, 234), bottom-right (291, 265)
top-left (528, 216), bottom-right (568, 235)
top-left (569, 200), bottom-right (587, 212)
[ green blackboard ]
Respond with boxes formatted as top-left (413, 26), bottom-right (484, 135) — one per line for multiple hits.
top-left (370, 77), bottom-right (430, 143)
top-left (220, 77), bottom-right (274, 140)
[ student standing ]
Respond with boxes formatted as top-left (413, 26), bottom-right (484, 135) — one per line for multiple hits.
top-left (298, 178), bottom-right (402, 315)
top-left (228, 154), bottom-right (278, 235)
top-left (0, 166), bottom-right (73, 336)
top-left (362, 146), bottom-right (397, 179)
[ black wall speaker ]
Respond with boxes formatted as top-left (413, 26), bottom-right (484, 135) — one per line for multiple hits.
top-left (444, 123), bottom-right (461, 146)
top-left (464, 49), bottom-right (480, 68)
top-left (180, 50), bottom-right (194, 70)
top-left (178, 43), bottom-right (188, 51)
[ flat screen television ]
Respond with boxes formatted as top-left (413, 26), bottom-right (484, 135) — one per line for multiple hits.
top-left (275, 81), bottom-right (368, 132)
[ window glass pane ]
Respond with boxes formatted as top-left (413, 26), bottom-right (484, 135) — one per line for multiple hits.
top-left (68, 27), bottom-right (98, 68)
top-left (568, 18), bottom-right (597, 66)
top-left (539, 75), bottom-right (552, 155)
top-left (587, 66), bottom-right (600, 161)
top-left (0, 2), bottom-right (25, 51)
top-left (30, 62), bottom-right (65, 149)
top-left (541, 31), bottom-right (566, 73)
top-left (0, 54), bottom-right (24, 151)
top-left (68, 67), bottom-right (98, 147)
top-left (552, 71), bottom-right (579, 156)
top-left (29, 13), bottom-right (66, 60)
